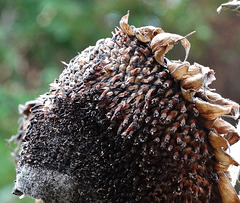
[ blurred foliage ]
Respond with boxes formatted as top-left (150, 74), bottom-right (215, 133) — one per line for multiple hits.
top-left (1, 0), bottom-right (240, 202)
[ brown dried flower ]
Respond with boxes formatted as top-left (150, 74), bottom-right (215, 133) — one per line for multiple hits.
top-left (10, 12), bottom-right (240, 203)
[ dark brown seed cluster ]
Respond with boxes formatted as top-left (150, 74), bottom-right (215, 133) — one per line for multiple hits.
top-left (11, 14), bottom-right (239, 203)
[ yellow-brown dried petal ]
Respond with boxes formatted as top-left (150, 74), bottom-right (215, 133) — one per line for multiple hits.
top-left (151, 32), bottom-right (191, 63)
top-left (208, 131), bottom-right (228, 149)
top-left (187, 63), bottom-right (202, 75)
top-left (180, 38), bottom-right (191, 61)
top-left (225, 132), bottom-right (240, 146)
top-left (154, 47), bottom-right (168, 65)
top-left (167, 61), bottom-right (189, 80)
top-left (216, 163), bottom-right (230, 172)
top-left (212, 118), bottom-right (238, 135)
top-left (194, 98), bottom-right (232, 119)
top-left (218, 172), bottom-right (240, 203)
top-left (120, 12), bottom-right (134, 36)
top-left (181, 73), bottom-right (203, 90)
top-left (212, 119), bottom-right (240, 145)
top-left (197, 90), bottom-right (239, 119)
top-left (181, 88), bottom-right (195, 102)
top-left (135, 26), bottom-right (164, 42)
top-left (214, 147), bottom-right (239, 166)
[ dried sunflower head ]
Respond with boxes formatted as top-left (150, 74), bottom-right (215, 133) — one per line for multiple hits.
top-left (10, 12), bottom-right (240, 203)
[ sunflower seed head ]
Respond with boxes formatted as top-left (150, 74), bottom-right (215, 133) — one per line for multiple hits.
top-left (10, 12), bottom-right (240, 203)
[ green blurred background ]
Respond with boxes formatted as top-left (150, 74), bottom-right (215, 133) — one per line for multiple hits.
top-left (1, 0), bottom-right (240, 202)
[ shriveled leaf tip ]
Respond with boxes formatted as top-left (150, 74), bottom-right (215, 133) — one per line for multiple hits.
top-left (151, 31), bottom-right (195, 64)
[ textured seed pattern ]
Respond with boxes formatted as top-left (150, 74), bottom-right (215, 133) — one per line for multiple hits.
top-left (12, 14), bottom-right (240, 203)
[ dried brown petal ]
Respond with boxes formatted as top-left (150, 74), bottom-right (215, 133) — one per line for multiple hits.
top-left (195, 63), bottom-right (216, 87)
top-left (218, 172), bottom-right (240, 203)
top-left (167, 61), bottom-right (189, 80)
top-left (225, 132), bottom-right (240, 146)
top-left (194, 98), bottom-right (232, 119)
top-left (152, 45), bottom-right (170, 64)
top-left (120, 11), bottom-right (134, 36)
top-left (211, 118), bottom-right (240, 145)
top-left (151, 32), bottom-right (192, 64)
top-left (214, 147), bottom-right (239, 166)
top-left (197, 90), bottom-right (239, 119)
top-left (212, 118), bottom-right (238, 135)
top-left (216, 163), bottom-right (230, 172)
top-left (187, 63), bottom-right (202, 75)
top-left (181, 73), bottom-right (203, 90)
top-left (135, 26), bottom-right (164, 43)
top-left (208, 131), bottom-right (228, 149)
top-left (181, 87), bottom-right (195, 102)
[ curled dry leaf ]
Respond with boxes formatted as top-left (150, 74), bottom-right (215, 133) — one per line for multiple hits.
top-left (197, 103), bottom-right (239, 146)
top-left (188, 63), bottom-right (210, 75)
top-left (151, 32), bottom-right (193, 64)
top-left (214, 147), bottom-right (239, 166)
top-left (197, 90), bottom-right (239, 119)
top-left (120, 12), bottom-right (194, 65)
top-left (119, 11), bottom-right (134, 36)
top-left (208, 131), bottom-right (228, 149)
top-left (134, 26), bottom-right (164, 43)
top-left (182, 63), bottom-right (215, 90)
top-left (151, 42), bottom-right (172, 64)
top-left (167, 61), bottom-right (215, 93)
top-left (120, 13), bottom-right (164, 43)
top-left (195, 63), bottom-right (216, 85)
top-left (181, 73), bottom-right (203, 90)
top-left (167, 60), bottom-right (189, 80)
top-left (218, 172), bottom-right (240, 203)
top-left (224, 132), bottom-right (240, 146)
top-left (187, 63), bottom-right (215, 91)
top-left (181, 87), bottom-right (195, 102)
top-left (210, 118), bottom-right (240, 145)
top-left (212, 118), bottom-right (238, 135)
top-left (134, 31), bottom-right (149, 43)
top-left (194, 98), bottom-right (232, 119)
top-left (186, 65), bottom-right (201, 75)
